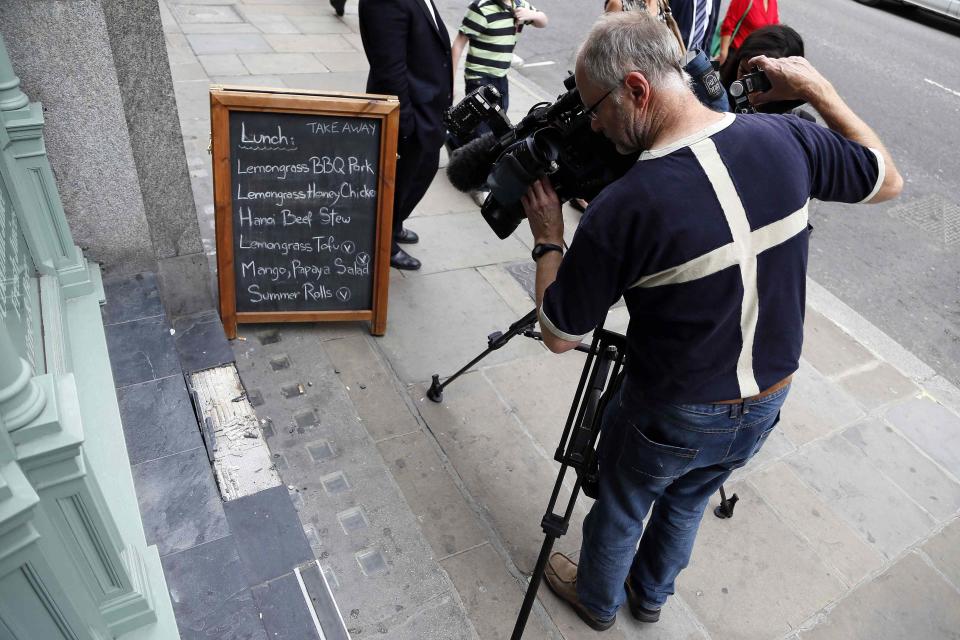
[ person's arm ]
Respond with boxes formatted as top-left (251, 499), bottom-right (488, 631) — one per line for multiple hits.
top-left (750, 55), bottom-right (903, 203)
top-left (604, 0), bottom-right (623, 11)
top-left (451, 32), bottom-right (469, 84)
top-left (521, 179), bottom-right (580, 353)
top-left (358, 0), bottom-right (414, 133)
top-left (718, 34), bottom-right (732, 64)
top-left (515, 4), bottom-right (548, 27)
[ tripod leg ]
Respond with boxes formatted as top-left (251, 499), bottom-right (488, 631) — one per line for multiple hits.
top-left (511, 532), bottom-right (559, 640)
top-left (713, 484), bottom-right (739, 519)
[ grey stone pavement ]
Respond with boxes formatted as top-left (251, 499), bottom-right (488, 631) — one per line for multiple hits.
top-left (160, 1), bottom-right (960, 638)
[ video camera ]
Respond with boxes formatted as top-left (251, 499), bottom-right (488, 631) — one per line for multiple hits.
top-left (445, 75), bottom-right (637, 239)
top-left (445, 50), bottom-right (727, 239)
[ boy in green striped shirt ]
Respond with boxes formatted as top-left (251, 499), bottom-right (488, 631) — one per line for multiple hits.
top-left (451, 0), bottom-right (548, 119)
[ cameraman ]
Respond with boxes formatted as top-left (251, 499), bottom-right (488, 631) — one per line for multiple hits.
top-left (521, 11), bottom-right (901, 631)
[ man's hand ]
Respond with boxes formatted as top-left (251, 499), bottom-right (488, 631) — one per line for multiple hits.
top-left (747, 55), bottom-right (837, 108)
top-left (521, 178), bottom-right (564, 245)
top-left (514, 6), bottom-right (547, 27)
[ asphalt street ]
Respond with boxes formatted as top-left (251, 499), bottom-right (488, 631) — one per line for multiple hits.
top-left (435, 0), bottom-right (960, 386)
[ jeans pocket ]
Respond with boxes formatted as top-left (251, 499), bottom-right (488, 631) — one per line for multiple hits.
top-left (623, 423), bottom-right (700, 481)
top-left (748, 411), bottom-right (781, 458)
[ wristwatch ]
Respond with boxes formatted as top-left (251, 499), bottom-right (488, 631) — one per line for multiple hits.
top-left (531, 242), bottom-right (564, 262)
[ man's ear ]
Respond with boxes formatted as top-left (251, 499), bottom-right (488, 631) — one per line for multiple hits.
top-left (624, 71), bottom-right (650, 106)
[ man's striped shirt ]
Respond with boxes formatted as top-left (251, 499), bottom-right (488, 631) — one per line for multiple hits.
top-left (459, 0), bottom-right (535, 80)
top-left (540, 113), bottom-right (884, 403)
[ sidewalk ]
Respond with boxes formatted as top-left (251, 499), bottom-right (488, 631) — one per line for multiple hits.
top-left (159, 2), bottom-right (960, 638)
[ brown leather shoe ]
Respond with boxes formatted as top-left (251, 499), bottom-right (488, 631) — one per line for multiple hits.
top-left (624, 579), bottom-right (661, 623)
top-left (543, 553), bottom-right (615, 631)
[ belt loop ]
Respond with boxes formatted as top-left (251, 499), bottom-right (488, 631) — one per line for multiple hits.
top-left (728, 403), bottom-right (741, 419)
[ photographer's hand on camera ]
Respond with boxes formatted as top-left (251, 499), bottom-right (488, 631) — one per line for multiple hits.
top-left (746, 55), bottom-right (835, 107)
top-left (522, 177), bottom-right (564, 245)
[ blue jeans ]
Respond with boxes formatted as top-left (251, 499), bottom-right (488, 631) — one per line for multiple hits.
top-left (576, 383), bottom-right (790, 620)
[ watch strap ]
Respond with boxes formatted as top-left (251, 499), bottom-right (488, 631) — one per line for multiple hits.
top-left (532, 242), bottom-right (564, 262)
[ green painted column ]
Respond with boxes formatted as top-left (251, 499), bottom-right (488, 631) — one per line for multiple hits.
top-left (0, 30), bottom-right (179, 640)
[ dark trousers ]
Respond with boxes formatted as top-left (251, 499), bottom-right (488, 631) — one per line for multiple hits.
top-left (392, 133), bottom-right (440, 252)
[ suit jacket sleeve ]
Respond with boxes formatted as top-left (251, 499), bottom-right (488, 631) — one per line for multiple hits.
top-left (359, 0), bottom-right (415, 133)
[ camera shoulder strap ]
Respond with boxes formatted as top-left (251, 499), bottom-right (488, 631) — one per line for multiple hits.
top-left (655, 0), bottom-right (688, 56)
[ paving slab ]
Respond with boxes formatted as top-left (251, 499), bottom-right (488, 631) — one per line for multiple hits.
top-left (295, 15), bottom-right (356, 34)
top-left (102, 272), bottom-right (164, 324)
top-left (313, 52), bottom-right (370, 73)
top-left (837, 361), bottom-right (920, 411)
top-left (180, 21), bottom-right (262, 34)
top-left (403, 211), bottom-right (530, 276)
top-left (377, 594), bottom-right (477, 640)
top-left (376, 430), bottom-right (489, 558)
top-left (787, 434), bottom-right (935, 559)
top-left (165, 32), bottom-right (197, 65)
top-left (885, 396), bottom-right (960, 479)
top-left (322, 335), bottom-right (422, 442)
top-left (187, 33), bottom-right (273, 54)
top-left (264, 33), bottom-right (355, 52)
top-left (439, 542), bottom-right (556, 640)
top-left (279, 72), bottom-right (367, 92)
top-left (748, 461), bottom-right (884, 586)
top-left (802, 308), bottom-right (877, 378)
top-left (411, 173), bottom-right (477, 217)
top-left (777, 359), bottom-right (864, 446)
top-left (243, 12), bottom-right (301, 33)
top-left (411, 372), bottom-right (582, 574)
top-left (922, 517), bottom-right (960, 588)
top-left (678, 484), bottom-right (846, 640)
top-left (169, 60), bottom-right (210, 82)
top-left (172, 3), bottom-right (244, 24)
top-left (483, 350), bottom-right (590, 456)
top-left (132, 446), bottom-right (231, 557)
top-left (198, 53), bottom-right (248, 75)
top-left (842, 418), bottom-right (960, 521)
top-left (118, 375), bottom-right (205, 466)
top-left (161, 535), bottom-right (269, 640)
top-left (477, 264), bottom-right (540, 318)
top-left (239, 52), bottom-right (329, 74)
top-left (232, 324), bottom-right (471, 638)
top-left (236, 3), bottom-right (329, 16)
top-left (376, 268), bottom-right (544, 383)
top-left (798, 552), bottom-right (960, 640)
top-left (223, 485), bottom-right (315, 586)
top-left (213, 74), bottom-right (287, 88)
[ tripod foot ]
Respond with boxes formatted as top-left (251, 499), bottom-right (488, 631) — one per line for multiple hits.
top-left (713, 493), bottom-right (739, 519)
top-left (426, 374), bottom-right (444, 403)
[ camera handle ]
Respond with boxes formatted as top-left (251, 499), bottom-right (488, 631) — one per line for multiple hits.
top-left (511, 328), bottom-right (626, 639)
top-left (426, 308), bottom-right (592, 403)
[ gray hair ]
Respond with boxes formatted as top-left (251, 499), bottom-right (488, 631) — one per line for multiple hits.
top-left (577, 11), bottom-right (685, 92)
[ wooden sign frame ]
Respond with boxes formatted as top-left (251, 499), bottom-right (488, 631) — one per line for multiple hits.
top-left (210, 86), bottom-right (400, 339)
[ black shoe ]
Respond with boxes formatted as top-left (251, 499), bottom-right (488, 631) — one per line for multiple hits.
top-left (624, 579), bottom-right (660, 623)
top-left (394, 227), bottom-right (419, 244)
top-left (330, 0), bottom-right (346, 16)
top-left (390, 248), bottom-right (421, 270)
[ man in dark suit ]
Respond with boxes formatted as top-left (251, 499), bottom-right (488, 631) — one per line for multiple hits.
top-left (359, 0), bottom-right (453, 270)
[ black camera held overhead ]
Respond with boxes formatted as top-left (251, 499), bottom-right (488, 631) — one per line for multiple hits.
top-left (445, 49), bottom-right (728, 240)
top-left (728, 66), bottom-right (807, 116)
top-left (728, 67), bottom-right (773, 114)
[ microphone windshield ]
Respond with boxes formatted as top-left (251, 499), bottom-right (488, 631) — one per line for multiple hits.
top-left (446, 133), bottom-right (499, 193)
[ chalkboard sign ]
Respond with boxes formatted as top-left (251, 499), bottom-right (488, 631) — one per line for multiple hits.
top-left (211, 87), bottom-right (399, 338)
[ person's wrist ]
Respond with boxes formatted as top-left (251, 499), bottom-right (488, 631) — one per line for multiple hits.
top-left (534, 234), bottom-right (563, 246)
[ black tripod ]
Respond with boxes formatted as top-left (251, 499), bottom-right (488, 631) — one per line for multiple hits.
top-left (426, 310), bottom-right (739, 639)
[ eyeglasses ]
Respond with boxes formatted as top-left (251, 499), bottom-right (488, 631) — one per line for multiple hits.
top-left (584, 86), bottom-right (616, 121)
